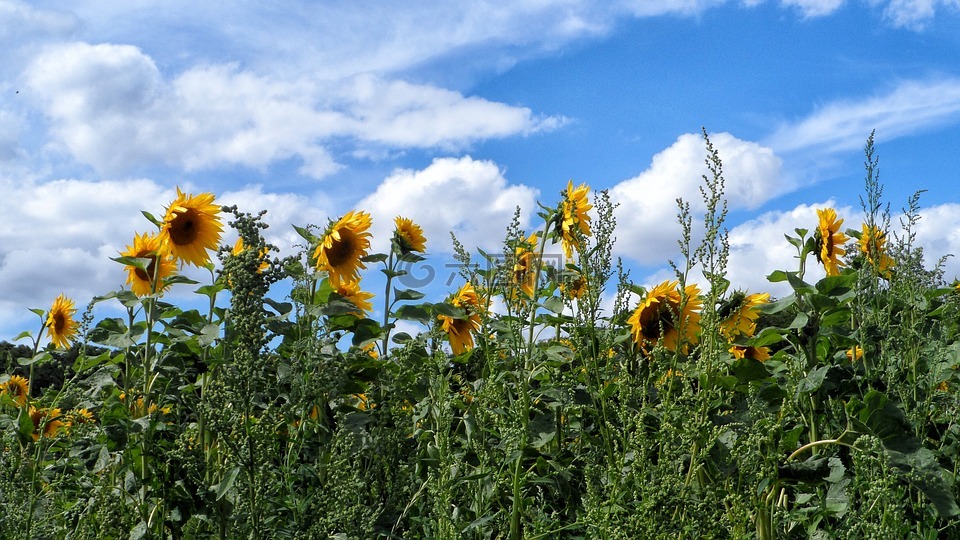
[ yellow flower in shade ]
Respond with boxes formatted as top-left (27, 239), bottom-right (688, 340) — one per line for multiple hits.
top-left (847, 346), bottom-right (863, 362)
top-left (561, 274), bottom-right (588, 300)
top-left (334, 280), bottom-right (375, 316)
top-left (814, 208), bottom-right (848, 276)
top-left (656, 368), bottom-right (685, 387)
top-left (719, 292), bottom-right (770, 340)
top-left (314, 210), bottom-right (372, 288)
top-left (122, 232), bottom-right (177, 296)
top-left (361, 342), bottom-right (379, 359)
top-left (439, 282), bottom-right (482, 355)
top-left (937, 381), bottom-right (949, 392)
top-left (729, 344), bottom-right (771, 362)
top-left (513, 232), bottom-right (540, 299)
top-left (69, 408), bottom-right (95, 424)
top-left (353, 393), bottom-right (376, 411)
top-left (1, 375), bottom-right (29, 407)
top-left (393, 216), bottom-right (426, 255)
top-left (859, 224), bottom-right (894, 278)
top-left (627, 280), bottom-right (702, 353)
top-left (46, 294), bottom-right (78, 349)
top-left (29, 407), bottom-right (64, 441)
top-left (232, 238), bottom-right (270, 274)
top-left (160, 187), bottom-right (224, 267)
top-left (560, 180), bottom-right (593, 259)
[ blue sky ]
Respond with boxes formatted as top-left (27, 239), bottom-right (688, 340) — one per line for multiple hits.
top-left (2, 0), bottom-right (960, 342)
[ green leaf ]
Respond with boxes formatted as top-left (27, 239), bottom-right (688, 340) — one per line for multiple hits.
top-left (19, 352), bottom-right (51, 366)
top-left (759, 294), bottom-right (796, 314)
top-left (767, 270), bottom-right (790, 283)
top-left (214, 466), bottom-right (242, 501)
top-left (141, 210), bottom-right (163, 227)
top-left (13, 330), bottom-right (31, 342)
top-left (731, 357), bottom-right (769, 382)
top-left (796, 365), bottom-right (829, 395)
top-left (394, 304), bottom-right (432, 324)
top-left (292, 224), bottom-right (319, 243)
top-left (73, 350), bottom-right (112, 373)
top-left (362, 253), bottom-right (388, 264)
top-left (542, 296), bottom-right (565, 315)
top-left (394, 288), bottom-right (425, 301)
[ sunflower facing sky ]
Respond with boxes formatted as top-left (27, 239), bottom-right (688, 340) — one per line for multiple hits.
top-left (859, 224), bottom-right (894, 278)
top-left (314, 210), bottom-right (373, 288)
top-left (718, 292), bottom-right (770, 340)
top-left (814, 208), bottom-right (848, 277)
top-left (393, 216), bottom-right (426, 255)
top-left (439, 282), bottom-right (482, 355)
top-left (122, 232), bottom-right (177, 296)
top-left (627, 280), bottom-right (702, 353)
top-left (559, 180), bottom-right (593, 260)
top-left (46, 294), bottom-right (78, 349)
top-left (159, 187), bottom-right (224, 267)
top-left (1, 374), bottom-right (29, 407)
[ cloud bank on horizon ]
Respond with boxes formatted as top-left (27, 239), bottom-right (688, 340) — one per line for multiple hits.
top-left (1, 0), bottom-right (960, 340)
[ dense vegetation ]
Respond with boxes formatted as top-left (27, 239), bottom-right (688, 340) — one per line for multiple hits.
top-left (3, 133), bottom-right (960, 539)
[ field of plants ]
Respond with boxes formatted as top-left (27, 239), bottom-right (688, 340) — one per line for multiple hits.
top-left (4, 133), bottom-right (960, 539)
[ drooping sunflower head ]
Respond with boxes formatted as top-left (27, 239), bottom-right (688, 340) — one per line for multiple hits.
top-left (439, 282), bottom-right (482, 355)
top-left (718, 291), bottom-right (770, 340)
top-left (393, 216), bottom-right (426, 256)
top-left (29, 406), bottom-right (64, 441)
top-left (68, 408), bottom-right (95, 424)
top-left (512, 232), bottom-right (540, 300)
top-left (627, 281), bottom-right (701, 353)
top-left (559, 180), bottom-right (593, 259)
top-left (334, 280), bottom-right (375, 317)
top-left (814, 208), bottom-right (848, 276)
top-left (160, 187), bottom-right (224, 267)
top-left (122, 232), bottom-right (177, 296)
top-left (561, 273), bottom-right (588, 300)
top-left (1, 374), bottom-right (29, 407)
top-left (46, 294), bottom-right (78, 349)
top-left (313, 210), bottom-right (372, 288)
top-left (859, 224), bottom-right (894, 278)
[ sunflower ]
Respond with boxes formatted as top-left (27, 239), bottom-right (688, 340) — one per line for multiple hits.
top-left (561, 274), bottom-right (588, 300)
top-left (393, 216), bottom-right (426, 255)
top-left (729, 344), bottom-right (771, 362)
top-left (334, 280), bottom-right (375, 316)
top-left (69, 408), bottom-right (95, 424)
top-left (439, 282), bottom-right (482, 355)
top-left (559, 180), bottom-right (593, 260)
top-left (314, 210), bottom-right (373, 288)
top-left (160, 187), bottom-right (224, 267)
top-left (814, 208), bottom-right (848, 276)
top-left (627, 280), bottom-right (702, 353)
top-left (29, 407), bottom-right (64, 441)
top-left (232, 238), bottom-right (270, 274)
top-left (513, 232), bottom-right (540, 300)
top-left (718, 292), bottom-right (770, 340)
top-left (859, 224), bottom-right (894, 278)
top-left (1, 375), bottom-right (29, 407)
top-left (847, 346), bottom-right (863, 362)
top-left (122, 232), bottom-right (177, 296)
top-left (46, 294), bottom-right (78, 349)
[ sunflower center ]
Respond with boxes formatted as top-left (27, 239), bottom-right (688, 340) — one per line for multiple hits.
top-left (52, 312), bottom-right (66, 333)
top-left (169, 210), bottom-right (199, 246)
top-left (326, 231), bottom-right (356, 268)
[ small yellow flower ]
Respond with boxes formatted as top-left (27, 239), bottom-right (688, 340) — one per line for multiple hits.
top-left (729, 344), bottom-right (771, 362)
top-left (353, 393), bottom-right (375, 411)
top-left (232, 238), bottom-right (270, 274)
top-left (656, 368), bottom-right (685, 387)
top-left (559, 180), bottom-right (592, 259)
top-left (512, 232), bottom-right (540, 300)
top-left (46, 294), bottom-right (78, 349)
top-left (859, 224), bottom-right (894, 278)
top-left (334, 280), bottom-right (375, 316)
top-left (719, 292), bottom-right (770, 340)
top-left (847, 346), bottom-right (864, 362)
top-left (160, 187), bottom-right (224, 267)
top-left (937, 381), bottom-right (949, 392)
top-left (393, 216), bottom-right (426, 255)
top-left (439, 282), bottom-right (482, 355)
top-left (314, 210), bottom-right (372, 288)
top-left (815, 208), bottom-right (848, 276)
top-left (0, 375), bottom-right (29, 407)
top-left (122, 232), bottom-right (177, 296)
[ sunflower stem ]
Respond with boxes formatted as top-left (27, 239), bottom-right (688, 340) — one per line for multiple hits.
top-left (381, 249), bottom-right (395, 358)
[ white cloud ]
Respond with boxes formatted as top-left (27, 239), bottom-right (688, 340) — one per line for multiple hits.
top-left (358, 156), bottom-right (539, 255)
top-left (610, 132), bottom-right (785, 265)
top-left (24, 43), bottom-right (561, 179)
top-left (912, 203), bottom-right (960, 278)
top-left (219, 184), bottom-right (330, 257)
top-left (779, 0), bottom-right (845, 16)
top-left (880, 0), bottom-right (960, 29)
top-left (766, 78), bottom-right (960, 155)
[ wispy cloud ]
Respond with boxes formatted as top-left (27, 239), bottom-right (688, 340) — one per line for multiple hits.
top-left (880, 0), bottom-right (960, 29)
top-left (766, 78), bottom-right (960, 155)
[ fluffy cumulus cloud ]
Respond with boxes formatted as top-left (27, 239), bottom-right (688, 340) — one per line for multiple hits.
top-left (610, 132), bottom-right (785, 265)
top-left (358, 156), bottom-right (539, 255)
top-left (766, 78), bottom-right (960, 155)
top-left (23, 42), bottom-right (561, 179)
top-left (912, 203), bottom-right (960, 279)
top-left (880, 0), bottom-right (960, 29)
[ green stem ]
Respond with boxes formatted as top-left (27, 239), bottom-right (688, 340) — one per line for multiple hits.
top-left (381, 250), bottom-right (395, 358)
